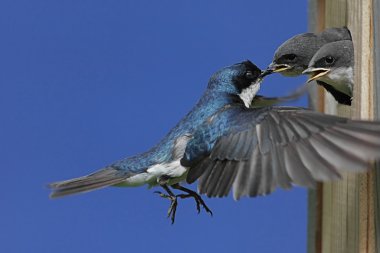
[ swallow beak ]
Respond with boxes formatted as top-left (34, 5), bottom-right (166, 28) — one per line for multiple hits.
top-left (302, 67), bottom-right (330, 82)
top-left (272, 64), bottom-right (291, 73)
top-left (261, 63), bottom-right (292, 78)
top-left (260, 67), bottom-right (273, 78)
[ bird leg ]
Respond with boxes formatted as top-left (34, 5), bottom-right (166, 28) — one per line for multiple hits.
top-left (171, 183), bottom-right (213, 216)
top-left (154, 184), bottom-right (178, 224)
top-left (154, 183), bottom-right (213, 223)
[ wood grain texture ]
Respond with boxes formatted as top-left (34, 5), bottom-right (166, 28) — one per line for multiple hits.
top-left (307, 0), bottom-right (378, 252)
top-left (374, 0), bottom-right (380, 252)
top-left (307, 2), bottom-right (325, 253)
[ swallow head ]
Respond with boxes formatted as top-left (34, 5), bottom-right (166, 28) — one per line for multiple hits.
top-left (303, 40), bottom-right (354, 96)
top-left (263, 33), bottom-right (323, 77)
top-left (209, 60), bottom-right (263, 107)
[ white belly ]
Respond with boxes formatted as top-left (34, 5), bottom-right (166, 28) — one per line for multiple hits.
top-left (116, 160), bottom-right (188, 187)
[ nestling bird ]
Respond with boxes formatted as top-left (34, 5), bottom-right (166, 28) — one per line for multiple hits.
top-left (303, 40), bottom-right (354, 101)
top-left (262, 27), bottom-right (353, 105)
top-left (50, 60), bottom-right (380, 224)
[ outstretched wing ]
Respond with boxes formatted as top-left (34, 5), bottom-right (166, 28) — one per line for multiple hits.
top-left (182, 106), bottom-right (380, 200)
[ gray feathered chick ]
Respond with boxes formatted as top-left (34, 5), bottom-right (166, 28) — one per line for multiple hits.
top-left (264, 27), bottom-right (351, 76)
top-left (303, 40), bottom-right (354, 102)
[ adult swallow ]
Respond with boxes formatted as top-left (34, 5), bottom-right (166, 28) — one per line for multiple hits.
top-left (50, 60), bottom-right (380, 223)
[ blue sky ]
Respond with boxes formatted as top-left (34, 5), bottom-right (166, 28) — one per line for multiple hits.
top-left (1, 1), bottom-right (309, 252)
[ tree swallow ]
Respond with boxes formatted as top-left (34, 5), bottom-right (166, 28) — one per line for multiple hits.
top-left (50, 60), bottom-right (380, 223)
top-left (262, 27), bottom-right (352, 105)
top-left (302, 40), bottom-right (354, 104)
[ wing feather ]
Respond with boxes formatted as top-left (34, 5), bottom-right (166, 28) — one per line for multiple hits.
top-left (183, 107), bottom-right (380, 200)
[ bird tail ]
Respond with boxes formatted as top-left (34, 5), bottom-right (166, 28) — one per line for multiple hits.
top-left (49, 167), bottom-right (128, 198)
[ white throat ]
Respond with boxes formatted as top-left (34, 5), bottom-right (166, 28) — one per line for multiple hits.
top-left (320, 66), bottom-right (353, 96)
top-left (239, 82), bottom-right (261, 108)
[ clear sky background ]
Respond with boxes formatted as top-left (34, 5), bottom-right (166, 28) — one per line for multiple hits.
top-left (1, 1), bottom-right (310, 252)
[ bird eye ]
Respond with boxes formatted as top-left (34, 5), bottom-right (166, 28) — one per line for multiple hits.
top-left (245, 71), bottom-right (253, 78)
top-left (285, 54), bottom-right (296, 61)
top-left (325, 56), bottom-right (335, 64)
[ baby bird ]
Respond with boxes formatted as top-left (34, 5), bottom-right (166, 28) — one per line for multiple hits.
top-left (303, 40), bottom-right (354, 104)
top-left (262, 27), bottom-right (353, 105)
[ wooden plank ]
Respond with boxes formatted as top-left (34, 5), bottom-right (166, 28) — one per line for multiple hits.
top-left (347, 1), bottom-right (375, 252)
top-left (308, 0), bottom-right (377, 252)
top-left (372, 0), bottom-right (380, 252)
top-left (307, 2), bottom-right (325, 252)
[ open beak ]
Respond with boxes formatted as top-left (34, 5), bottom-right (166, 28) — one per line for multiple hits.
top-left (261, 63), bottom-right (291, 78)
top-left (302, 67), bottom-right (330, 82)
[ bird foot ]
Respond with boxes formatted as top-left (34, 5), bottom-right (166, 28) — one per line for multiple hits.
top-left (154, 191), bottom-right (178, 224)
top-left (154, 184), bottom-right (213, 224)
top-left (154, 189), bottom-right (212, 224)
top-left (171, 184), bottom-right (213, 217)
top-left (176, 193), bottom-right (213, 216)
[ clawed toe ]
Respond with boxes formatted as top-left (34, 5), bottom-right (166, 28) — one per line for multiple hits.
top-left (195, 195), bottom-right (213, 216)
top-left (155, 184), bottom-right (213, 224)
top-left (176, 193), bottom-right (212, 215)
top-left (173, 184), bottom-right (213, 217)
top-left (154, 191), bottom-right (171, 199)
top-left (154, 189), bottom-right (178, 224)
top-left (167, 197), bottom-right (178, 224)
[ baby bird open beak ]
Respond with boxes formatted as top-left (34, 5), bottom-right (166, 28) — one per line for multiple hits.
top-left (302, 67), bottom-right (330, 82)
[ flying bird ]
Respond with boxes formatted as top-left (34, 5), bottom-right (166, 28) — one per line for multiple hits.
top-left (303, 40), bottom-right (353, 102)
top-left (262, 27), bottom-right (352, 105)
top-left (50, 60), bottom-right (380, 223)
